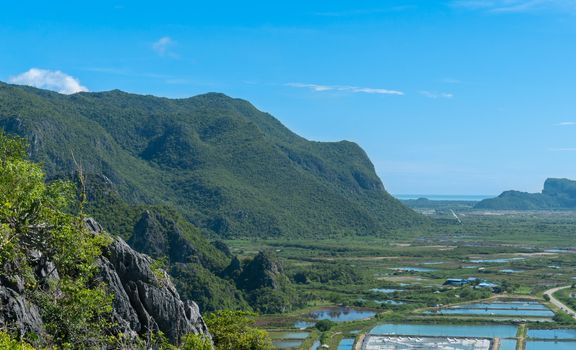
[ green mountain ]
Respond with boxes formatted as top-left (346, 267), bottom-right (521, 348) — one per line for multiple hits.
top-left (0, 81), bottom-right (424, 313)
top-left (0, 81), bottom-right (423, 238)
top-left (475, 178), bottom-right (576, 210)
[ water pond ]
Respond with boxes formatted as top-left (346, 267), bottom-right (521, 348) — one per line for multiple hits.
top-left (499, 339), bottom-right (517, 350)
top-left (469, 257), bottom-right (524, 263)
top-left (370, 288), bottom-right (404, 294)
top-left (428, 308), bottom-right (553, 317)
top-left (545, 249), bottom-right (573, 253)
top-left (294, 321), bottom-right (316, 329)
top-left (269, 332), bottom-right (310, 340)
top-left (370, 323), bottom-right (518, 338)
top-left (392, 267), bottom-right (436, 272)
top-left (526, 341), bottom-right (576, 350)
top-left (310, 307), bottom-right (376, 322)
top-left (309, 340), bottom-right (321, 350)
top-left (272, 340), bottom-right (303, 349)
top-left (528, 329), bottom-right (576, 339)
top-left (500, 269), bottom-right (523, 273)
top-left (458, 302), bottom-right (549, 310)
top-left (427, 301), bottom-right (554, 317)
top-left (337, 338), bottom-right (355, 350)
top-left (375, 300), bottom-right (406, 305)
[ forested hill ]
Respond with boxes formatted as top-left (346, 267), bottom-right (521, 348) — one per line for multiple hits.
top-left (0, 81), bottom-right (424, 238)
top-left (475, 178), bottom-right (576, 210)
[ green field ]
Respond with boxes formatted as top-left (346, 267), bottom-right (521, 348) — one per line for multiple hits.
top-left (226, 209), bottom-right (576, 349)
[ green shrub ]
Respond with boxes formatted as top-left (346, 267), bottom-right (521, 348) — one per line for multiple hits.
top-left (181, 333), bottom-right (212, 350)
top-left (205, 310), bottom-right (272, 350)
top-left (315, 319), bottom-right (335, 332)
top-left (0, 131), bottom-right (113, 347)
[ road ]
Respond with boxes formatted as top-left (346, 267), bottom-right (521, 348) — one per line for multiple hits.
top-left (544, 285), bottom-right (576, 319)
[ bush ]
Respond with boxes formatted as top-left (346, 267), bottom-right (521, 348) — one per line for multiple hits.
top-left (181, 333), bottom-right (212, 350)
top-left (0, 331), bottom-right (35, 350)
top-left (315, 319), bottom-right (335, 332)
top-left (0, 131), bottom-right (113, 347)
top-left (205, 310), bottom-right (272, 350)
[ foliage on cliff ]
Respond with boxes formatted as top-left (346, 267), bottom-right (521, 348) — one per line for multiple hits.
top-left (0, 131), bottom-right (113, 347)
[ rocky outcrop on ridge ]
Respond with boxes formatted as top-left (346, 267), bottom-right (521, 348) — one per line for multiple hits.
top-left (0, 218), bottom-right (211, 346)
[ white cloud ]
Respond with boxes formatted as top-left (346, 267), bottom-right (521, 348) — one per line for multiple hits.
top-left (9, 68), bottom-right (88, 94)
top-left (152, 36), bottom-right (178, 57)
top-left (286, 83), bottom-right (404, 95)
top-left (555, 121), bottom-right (576, 126)
top-left (453, 0), bottom-right (576, 13)
top-left (420, 90), bottom-right (454, 99)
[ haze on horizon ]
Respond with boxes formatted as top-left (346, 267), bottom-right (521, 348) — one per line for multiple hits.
top-left (1, 0), bottom-right (575, 195)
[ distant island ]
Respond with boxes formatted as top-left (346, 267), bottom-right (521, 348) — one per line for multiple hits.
top-left (475, 178), bottom-right (576, 210)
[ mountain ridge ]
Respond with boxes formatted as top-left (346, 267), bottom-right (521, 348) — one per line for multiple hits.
top-left (0, 81), bottom-right (424, 238)
top-left (475, 178), bottom-right (576, 210)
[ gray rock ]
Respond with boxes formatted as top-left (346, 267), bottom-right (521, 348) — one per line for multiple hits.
top-left (95, 224), bottom-right (211, 344)
top-left (0, 281), bottom-right (44, 338)
top-left (0, 217), bottom-right (211, 348)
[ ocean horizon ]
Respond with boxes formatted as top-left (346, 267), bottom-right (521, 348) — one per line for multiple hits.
top-left (393, 194), bottom-right (496, 201)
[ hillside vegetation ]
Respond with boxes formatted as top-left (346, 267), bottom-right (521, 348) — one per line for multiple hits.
top-left (0, 82), bottom-right (423, 239)
top-left (0, 131), bottom-right (278, 349)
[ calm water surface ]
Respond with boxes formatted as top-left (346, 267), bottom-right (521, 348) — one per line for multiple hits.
top-left (375, 300), bottom-right (406, 305)
top-left (429, 308), bottom-right (553, 317)
top-left (392, 267), bottom-right (436, 272)
top-left (370, 324), bottom-right (518, 338)
top-left (528, 329), bottom-right (576, 339)
top-left (470, 258), bottom-right (524, 263)
top-left (272, 340), bottom-right (303, 349)
top-left (370, 288), bottom-right (403, 294)
top-left (311, 307), bottom-right (376, 322)
top-left (460, 302), bottom-right (549, 310)
top-left (269, 332), bottom-right (310, 339)
top-left (428, 301), bottom-right (554, 317)
top-left (294, 321), bottom-right (316, 329)
top-left (499, 339), bottom-right (517, 350)
top-left (337, 338), bottom-right (355, 350)
top-left (526, 341), bottom-right (576, 350)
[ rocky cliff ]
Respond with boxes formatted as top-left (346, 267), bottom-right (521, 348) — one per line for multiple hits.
top-left (0, 218), bottom-right (211, 346)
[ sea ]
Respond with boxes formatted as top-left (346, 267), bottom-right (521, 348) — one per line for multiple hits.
top-left (393, 194), bottom-right (495, 201)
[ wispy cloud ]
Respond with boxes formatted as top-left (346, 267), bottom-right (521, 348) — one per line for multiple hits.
top-left (555, 121), bottom-right (576, 126)
top-left (286, 83), bottom-right (404, 95)
top-left (420, 90), bottom-right (454, 99)
top-left (152, 36), bottom-right (178, 58)
top-left (549, 147), bottom-right (576, 151)
top-left (453, 0), bottom-right (576, 13)
top-left (9, 68), bottom-right (88, 94)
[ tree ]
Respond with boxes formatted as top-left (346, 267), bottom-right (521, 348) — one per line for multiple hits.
top-left (0, 131), bottom-right (112, 347)
top-left (315, 319), bottom-right (335, 332)
top-left (205, 310), bottom-right (272, 350)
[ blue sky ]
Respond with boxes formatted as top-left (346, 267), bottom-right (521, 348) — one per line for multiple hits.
top-left (2, 1), bottom-right (576, 195)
